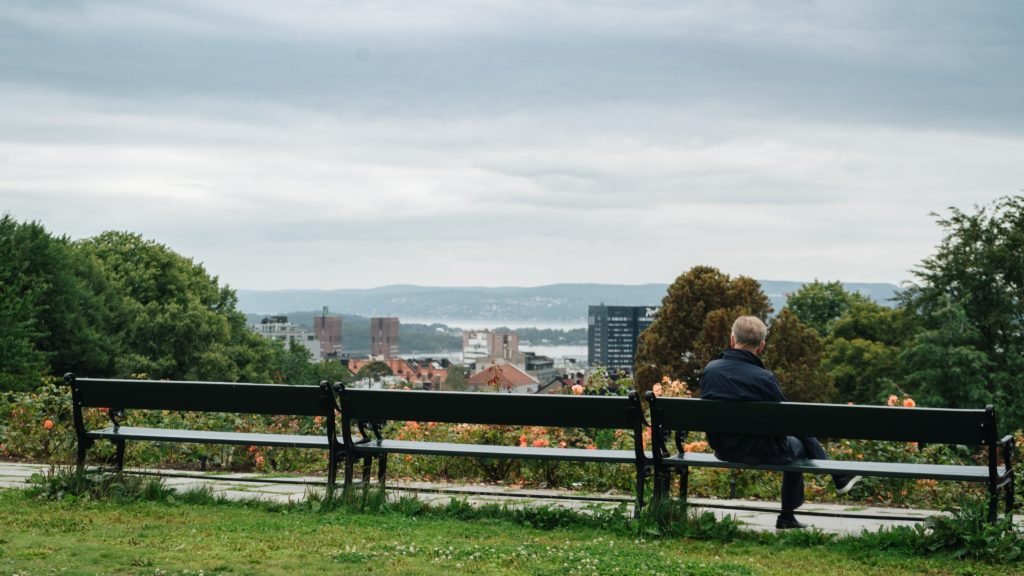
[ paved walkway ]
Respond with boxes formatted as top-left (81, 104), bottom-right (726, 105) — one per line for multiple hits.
top-left (0, 461), bottom-right (953, 536)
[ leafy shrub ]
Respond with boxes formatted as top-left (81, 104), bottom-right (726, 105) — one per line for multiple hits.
top-left (26, 466), bottom-right (174, 503)
top-left (921, 496), bottom-right (1023, 561)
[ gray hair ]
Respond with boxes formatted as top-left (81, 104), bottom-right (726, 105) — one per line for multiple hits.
top-left (732, 316), bottom-right (768, 347)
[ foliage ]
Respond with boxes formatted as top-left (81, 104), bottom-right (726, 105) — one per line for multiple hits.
top-left (635, 265), bottom-right (772, 395)
top-left (764, 309), bottom-right (836, 403)
top-left (0, 216), bottom-right (114, 391)
top-left (899, 300), bottom-right (996, 410)
top-left (76, 231), bottom-right (276, 382)
top-left (824, 337), bottom-right (900, 404)
top-left (0, 216), bottom-right (322, 387)
top-left (821, 300), bottom-right (912, 404)
top-left (919, 495), bottom-right (1024, 561)
top-left (356, 360), bottom-right (394, 381)
top-left (443, 364), bottom-right (470, 391)
top-left (900, 196), bottom-right (1024, 428)
top-left (26, 466), bottom-right (174, 504)
top-left (786, 280), bottom-right (873, 336)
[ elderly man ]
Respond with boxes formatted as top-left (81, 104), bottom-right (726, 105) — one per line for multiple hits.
top-left (699, 315), bottom-right (860, 529)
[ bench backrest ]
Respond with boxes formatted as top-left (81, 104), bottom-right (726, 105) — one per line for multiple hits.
top-left (336, 387), bottom-right (642, 430)
top-left (650, 397), bottom-right (996, 446)
top-left (67, 374), bottom-right (331, 417)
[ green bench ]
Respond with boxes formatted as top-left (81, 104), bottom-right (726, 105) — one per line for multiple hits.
top-left (65, 373), bottom-right (344, 487)
top-left (331, 384), bottom-right (652, 512)
top-left (646, 394), bottom-right (1015, 522)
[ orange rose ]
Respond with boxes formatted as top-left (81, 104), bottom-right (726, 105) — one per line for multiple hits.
top-left (43, 419), bottom-right (54, 430)
top-left (903, 398), bottom-right (916, 408)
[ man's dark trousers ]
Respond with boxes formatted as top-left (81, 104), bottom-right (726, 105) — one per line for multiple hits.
top-left (782, 436), bottom-right (830, 511)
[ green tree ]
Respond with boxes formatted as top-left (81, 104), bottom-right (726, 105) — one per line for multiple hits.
top-left (0, 216), bottom-right (47, 390)
top-left (786, 280), bottom-right (872, 336)
top-left (824, 300), bottom-right (911, 404)
top-left (0, 215), bottom-right (118, 389)
top-left (824, 338), bottom-right (900, 404)
top-left (443, 364), bottom-right (469, 391)
top-left (356, 361), bottom-right (393, 381)
top-left (764, 308), bottom-right (836, 403)
top-left (77, 231), bottom-right (273, 381)
top-left (900, 196), bottom-right (1024, 426)
top-left (635, 265), bottom-right (772, 394)
top-left (314, 360), bottom-right (354, 385)
top-left (899, 298), bottom-right (995, 410)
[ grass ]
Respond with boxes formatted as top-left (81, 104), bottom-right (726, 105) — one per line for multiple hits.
top-left (1, 488), bottom-right (1021, 576)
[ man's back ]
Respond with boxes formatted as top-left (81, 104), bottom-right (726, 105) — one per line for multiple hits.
top-left (699, 348), bottom-right (791, 463)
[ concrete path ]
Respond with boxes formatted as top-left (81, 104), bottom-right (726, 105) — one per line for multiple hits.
top-left (0, 460), bottom-right (962, 536)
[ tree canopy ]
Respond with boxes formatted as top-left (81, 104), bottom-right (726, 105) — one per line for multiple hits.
top-left (634, 265), bottom-right (772, 393)
top-left (0, 217), bottom-right (293, 390)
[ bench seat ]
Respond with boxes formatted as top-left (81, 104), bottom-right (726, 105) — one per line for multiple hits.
top-left (65, 374), bottom-right (344, 487)
top-left (351, 438), bottom-right (644, 464)
top-left (85, 426), bottom-right (333, 449)
top-left (332, 385), bottom-right (651, 511)
top-left (664, 452), bottom-right (1007, 483)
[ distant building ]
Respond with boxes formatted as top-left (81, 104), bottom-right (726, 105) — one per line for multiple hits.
top-left (467, 360), bottom-right (539, 393)
top-left (313, 307), bottom-right (342, 359)
top-left (587, 305), bottom-right (659, 373)
top-left (347, 357), bottom-right (450, 389)
top-left (250, 315), bottom-right (321, 362)
top-left (523, 351), bottom-right (557, 384)
top-left (371, 317), bottom-right (399, 359)
top-left (462, 329), bottom-right (519, 364)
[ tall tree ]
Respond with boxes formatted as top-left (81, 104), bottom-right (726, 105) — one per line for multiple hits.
top-left (0, 216), bottom-right (47, 390)
top-left (0, 216), bottom-right (117, 389)
top-left (900, 196), bottom-right (1024, 426)
top-left (77, 231), bottom-right (272, 381)
top-left (824, 300), bottom-right (911, 404)
top-left (764, 308), bottom-right (836, 403)
top-left (786, 280), bottom-right (872, 336)
top-left (634, 265), bottom-right (772, 393)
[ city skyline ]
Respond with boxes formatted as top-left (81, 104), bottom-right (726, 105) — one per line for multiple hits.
top-left (3, 2), bottom-right (1022, 289)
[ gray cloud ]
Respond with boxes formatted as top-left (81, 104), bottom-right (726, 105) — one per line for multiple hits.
top-left (1, 1), bottom-right (1022, 289)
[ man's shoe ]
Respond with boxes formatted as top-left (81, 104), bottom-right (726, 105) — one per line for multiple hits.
top-left (775, 515), bottom-right (809, 530)
top-left (835, 475), bottom-right (863, 495)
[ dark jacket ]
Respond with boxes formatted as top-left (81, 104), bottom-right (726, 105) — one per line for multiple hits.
top-left (698, 348), bottom-right (793, 464)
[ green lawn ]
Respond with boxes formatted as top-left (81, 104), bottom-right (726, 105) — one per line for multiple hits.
top-left (0, 489), bottom-right (1018, 576)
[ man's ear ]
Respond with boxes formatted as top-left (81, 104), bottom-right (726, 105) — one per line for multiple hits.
top-left (756, 340), bottom-right (767, 354)
top-left (729, 334), bottom-right (736, 348)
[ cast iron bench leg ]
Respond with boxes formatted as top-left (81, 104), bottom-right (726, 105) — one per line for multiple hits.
top-left (361, 455), bottom-right (373, 485)
top-left (76, 438), bottom-right (92, 471)
top-left (378, 454), bottom-right (388, 489)
top-left (343, 455), bottom-right (355, 488)
top-left (114, 439), bottom-right (126, 472)
top-left (679, 465), bottom-right (689, 503)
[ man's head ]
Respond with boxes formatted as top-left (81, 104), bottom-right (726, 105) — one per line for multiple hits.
top-left (730, 316), bottom-right (768, 355)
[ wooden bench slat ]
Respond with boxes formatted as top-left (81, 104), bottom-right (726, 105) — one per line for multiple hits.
top-left (663, 452), bottom-right (1001, 482)
top-left (86, 426), bottom-right (331, 449)
top-left (75, 378), bottom-right (329, 417)
top-left (351, 439), bottom-right (644, 464)
top-left (339, 388), bottom-right (639, 429)
top-left (656, 398), bottom-right (988, 445)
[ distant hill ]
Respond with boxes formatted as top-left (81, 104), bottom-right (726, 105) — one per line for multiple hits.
top-left (236, 281), bottom-right (901, 325)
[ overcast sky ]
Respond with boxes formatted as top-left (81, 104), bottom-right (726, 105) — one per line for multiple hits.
top-left (2, 1), bottom-right (1022, 290)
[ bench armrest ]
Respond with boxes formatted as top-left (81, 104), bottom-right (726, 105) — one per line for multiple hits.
top-left (1000, 434), bottom-right (1015, 475)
